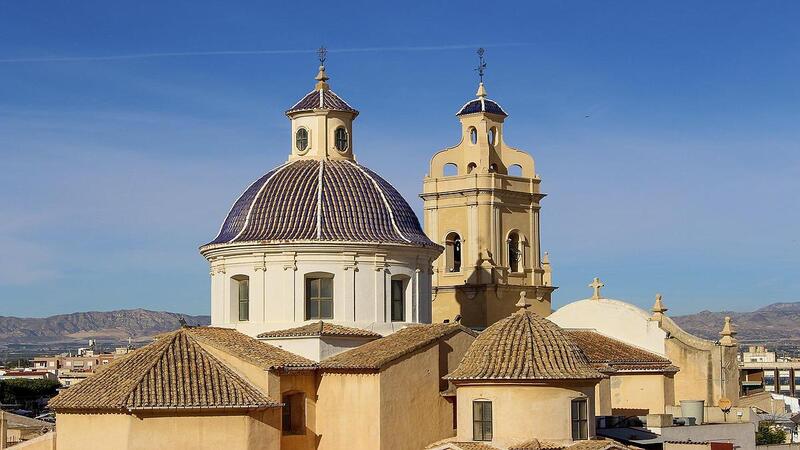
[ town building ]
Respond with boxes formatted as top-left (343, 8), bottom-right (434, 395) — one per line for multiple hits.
top-left (549, 285), bottom-right (740, 410)
top-left (26, 53), bottom-right (757, 450)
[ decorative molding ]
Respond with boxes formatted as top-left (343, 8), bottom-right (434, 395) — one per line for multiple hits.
top-left (281, 251), bottom-right (298, 271)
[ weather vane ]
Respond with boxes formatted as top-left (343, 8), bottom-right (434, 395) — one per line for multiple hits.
top-left (318, 46), bottom-right (327, 66)
top-left (475, 47), bottom-right (487, 83)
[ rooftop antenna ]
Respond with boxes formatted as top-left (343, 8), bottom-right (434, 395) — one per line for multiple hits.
top-left (475, 47), bottom-right (487, 84)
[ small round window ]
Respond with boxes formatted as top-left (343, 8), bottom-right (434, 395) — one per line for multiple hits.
top-left (334, 127), bottom-right (349, 152)
top-left (295, 128), bottom-right (309, 152)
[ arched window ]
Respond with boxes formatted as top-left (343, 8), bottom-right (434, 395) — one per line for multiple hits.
top-left (508, 164), bottom-right (523, 177)
top-left (295, 128), bottom-right (309, 152)
top-left (488, 127), bottom-right (497, 145)
top-left (232, 275), bottom-right (250, 322)
top-left (305, 274), bottom-right (333, 320)
top-left (443, 163), bottom-right (458, 176)
top-left (390, 276), bottom-right (408, 322)
top-left (334, 127), bottom-right (349, 152)
top-left (445, 232), bottom-right (462, 273)
top-left (507, 232), bottom-right (521, 273)
top-left (467, 162), bottom-right (477, 174)
top-left (469, 127), bottom-right (478, 145)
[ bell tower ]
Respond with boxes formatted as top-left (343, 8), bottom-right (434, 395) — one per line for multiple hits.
top-left (421, 49), bottom-right (555, 328)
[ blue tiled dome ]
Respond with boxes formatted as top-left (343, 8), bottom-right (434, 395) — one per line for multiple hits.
top-left (205, 159), bottom-right (438, 248)
top-left (457, 98), bottom-right (508, 117)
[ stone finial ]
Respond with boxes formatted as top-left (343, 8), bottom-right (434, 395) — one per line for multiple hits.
top-left (516, 291), bottom-right (531, 310)
top-left (652, 293), bottom-right (668, 314)
top-left (719, 316), bottom-right (738, 346)
top-left (589, 277), bottom-right (604, 300)
top-left (315, 65), bottom-right (330, 90)
top-left (476, 82), bottom-right (488, 98)
top-left (542, 252), bottom-right (552, 287)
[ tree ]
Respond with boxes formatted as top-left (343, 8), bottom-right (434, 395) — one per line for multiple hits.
top-left (756, 421), bottom-right (788, 445)
top-left (0, 379), bottom-right (61, 414)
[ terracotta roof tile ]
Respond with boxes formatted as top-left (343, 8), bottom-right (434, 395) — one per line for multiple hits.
top-left (286, 88), bottom-right (359, 116)
top-left (257, 321), bottom-right (382, 339)
top-left (185, 326), bottom-right (316, 370)
top-left (565, 329), bottom-right (678, 373)
top-left (320, 323), bottom-right (476, 370)
top-left (49, 329), bottom-right (279, 412)
top-left (446, 310), bottom-right (605, 381)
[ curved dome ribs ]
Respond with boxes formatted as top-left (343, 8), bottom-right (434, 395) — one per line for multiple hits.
top-left (211, 163), bottom-right (289, 244)
top-left (204, 159), bottom-right (439, 248)
top-left (237, 160), bottom-right (319, 242)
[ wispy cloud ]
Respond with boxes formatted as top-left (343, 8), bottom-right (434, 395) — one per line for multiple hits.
top-left (0, 43), bottom-right (532, 64)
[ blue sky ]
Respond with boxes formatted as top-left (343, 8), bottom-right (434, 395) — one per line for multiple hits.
top-left (1, 1), bottom-right (798, 317)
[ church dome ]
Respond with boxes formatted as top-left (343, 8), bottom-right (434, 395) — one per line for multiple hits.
top-left (446, 296), bottom-right (604, 381)
top-left (456, 97), bottom-right (507, 117)
top-left (205, 159), bottom-right (438, 248)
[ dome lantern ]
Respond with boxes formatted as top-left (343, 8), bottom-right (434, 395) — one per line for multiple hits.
top-left (285, 47), bottom-right (359, 162)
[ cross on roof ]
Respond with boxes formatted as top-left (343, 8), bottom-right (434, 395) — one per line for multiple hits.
top-left (589, 277), bottom-right (604, 300)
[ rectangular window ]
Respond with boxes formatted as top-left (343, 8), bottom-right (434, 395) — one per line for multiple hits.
top-left (391, 279), bottom-right (405, 322)
top-left (282, 393), bottom-right (305, 435)
top-left (572, 398), bottom-right (588, 440)
top-left (473, 400), bottom-right (492, 441)
top-left (238, 278), bottom-right (249, 321)
top-left (305, 277), bottom-right (333, 320)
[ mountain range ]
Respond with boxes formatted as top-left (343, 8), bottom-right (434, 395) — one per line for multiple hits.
top-left (0, 309), bottom-right (210, 344)
top-left (672, 301), bottom-right (800, 343)
top-left (1, 302), bottom-right (797, 346)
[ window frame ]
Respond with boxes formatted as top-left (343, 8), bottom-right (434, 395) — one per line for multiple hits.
top-left (295, 127), bottom-right (310, 152)
top-left (305, 275), bottom-right (333, 320)
top-left (232, 275), bottom-right (250, 322)
top-left (445, 232), bottom-right (462, 273)
top-left (334, 127), bottom-right (349, 152)
top-left (390, 278), bottom-right (405, 322)
top-left (472, 400), bottom-right (493, 441)
top-left (571, 398), bottom-right (589, 440)
top-left (507, 231), bottom-right (521, 273)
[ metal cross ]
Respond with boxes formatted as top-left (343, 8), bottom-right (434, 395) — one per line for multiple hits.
top-left (317, 46), bottom-right (327, 66)
top-left (589, 277), bottom-right (604, 300)
top-left (475, 47), bottom-right (486, 83)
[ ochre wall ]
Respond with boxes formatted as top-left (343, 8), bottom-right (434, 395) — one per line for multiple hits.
top-left (55, 410), bottom-right (280, 450)
top-left (455, 383), bottom-right (597, 447)
top-left (280, 372), bottom-right (318, 450)
top-left (609, 374), bottom-right (674, 414)
top-left (379, 332), bottom-right (475, 450)
top-left (316, 373), bottom-right (381, 450)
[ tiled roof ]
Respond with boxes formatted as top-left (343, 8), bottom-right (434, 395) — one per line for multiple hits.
top-left (185, 326), bottom-right (316, 370)
top-left (205, 159), bottom-right (438, 249)
top-left (286, 88), bottom-right (359, 116)
top-left (320, 323), bottom-right (476, 371)
top-left (565, 329), bottom-right (678, 373)
top-left (457, 98), bottom-right (508, 117)
top-left (257, 321), bottom-right (382, 339)
top-left (446, 310), bottom-right (605, 381)
top-left (49, 329), bottom-right (279, 412)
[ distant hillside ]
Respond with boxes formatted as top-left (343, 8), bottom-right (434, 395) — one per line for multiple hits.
top-left (672, 302), bottom-right (800, 343)
top-left (0, 309), bottom-right (210, 344)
